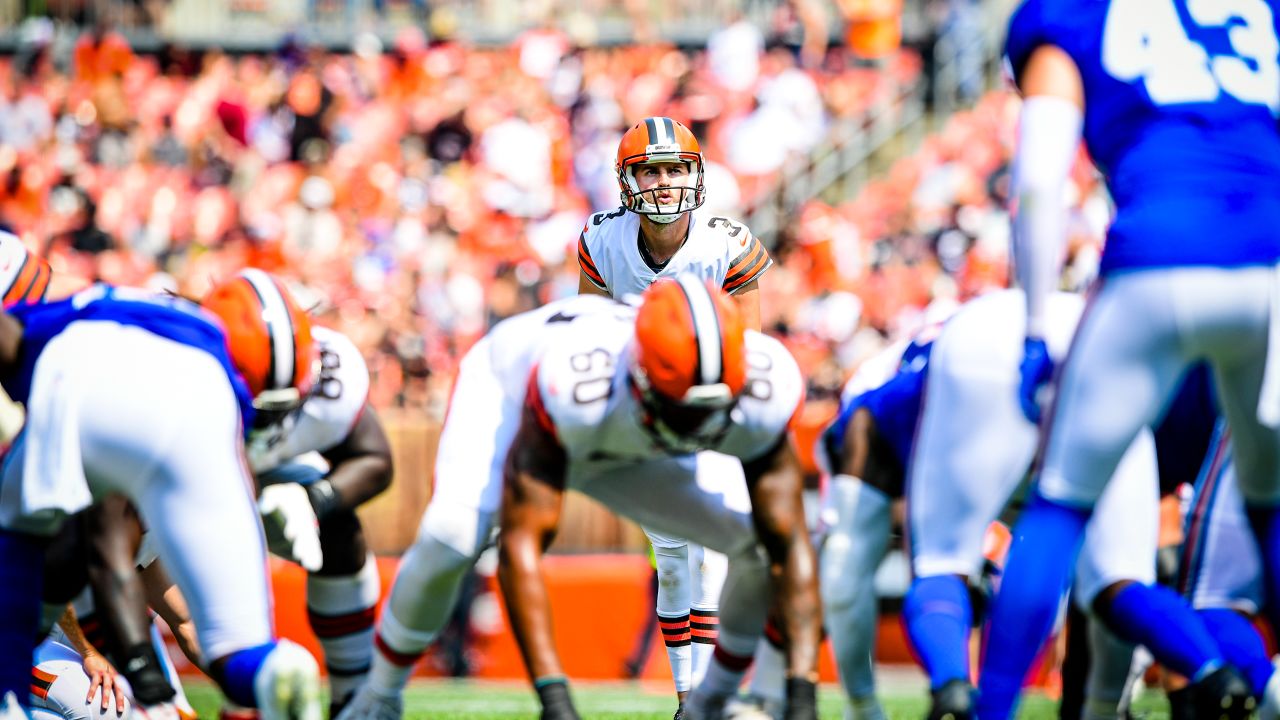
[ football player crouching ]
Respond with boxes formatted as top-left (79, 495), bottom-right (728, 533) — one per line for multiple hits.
top-left (499, 276), bottom-right (820, 720)
top-left (201, 270), bottom-right (394, 717)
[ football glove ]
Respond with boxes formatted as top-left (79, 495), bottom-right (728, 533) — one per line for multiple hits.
top-left (1018, 336), bottom-right (1054, 425)
top-left (259, 483), bottom-right (324, 572)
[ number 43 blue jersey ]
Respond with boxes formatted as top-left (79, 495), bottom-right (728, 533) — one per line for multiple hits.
top-left (1006, 0), bottom-right (1280, 273)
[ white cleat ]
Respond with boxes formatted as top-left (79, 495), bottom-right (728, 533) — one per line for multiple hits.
top-left (333, 685), bottom-right (403, 720)
top-left (0, 692), bottom-right (30, 720)
top-left (683, 689), bottom-right (731, 720)
top-left (253, 640), bottom-right (322, 720)
top-left (722, 695), bottom-right (778, 720)
top-left (1259, 657), bottom-right (1280, 720)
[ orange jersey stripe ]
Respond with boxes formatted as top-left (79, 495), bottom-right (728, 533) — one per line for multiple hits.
top-left (578, 236), bottom-right (605, 288)
top-left (3, 254), bottom-right (36, 306)
top-left (723, 241), bottom-right (772, 293)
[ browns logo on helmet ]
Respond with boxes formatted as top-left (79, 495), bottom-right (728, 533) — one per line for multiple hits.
top-left (615, 117), bottom-right (706, 224)
top-left (630, 275), bottom-right (746, 453)
top-left (202, 269), bottom-right (316, 423)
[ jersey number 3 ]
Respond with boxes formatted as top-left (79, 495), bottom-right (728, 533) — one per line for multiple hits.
top-left (1103, 0), bottom-right (1279, 111)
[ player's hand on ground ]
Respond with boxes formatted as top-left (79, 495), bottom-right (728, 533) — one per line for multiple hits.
top-left (82, 652), bottom-right (126, 715)
top-left (536, 680), bottom-right (581, 720)
top-left (259, 483), bottom-right (324, 571)
top-left (1018, 336), bottom-right (1054, 424)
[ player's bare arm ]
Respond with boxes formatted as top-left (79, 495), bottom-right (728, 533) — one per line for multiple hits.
top-left (56, 604), bottom-right (127, 713)
top-left (141, 560), bottom-right (204, 670)
top-left (317, 405), bottom-right (394, 511)
top-left (497, 400), bottom-right (578, 719)
top-left (84, 495), bottom-right (179, 706)
top-left (742, 437), bottom-right (822, 705)
top-left (577, 271), bottom-right (610, 297)
top-left (731, 279), bottom-right (762, 332)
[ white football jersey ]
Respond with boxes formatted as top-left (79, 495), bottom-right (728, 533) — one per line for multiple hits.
top-left (248, 326), bottom-right (371, 474)
top-left (533, 327), bottom-right (804, 465)
top-left (577, 207), bottom-right (772, 297)
top-left (483, 295), bottom-right (637, 401)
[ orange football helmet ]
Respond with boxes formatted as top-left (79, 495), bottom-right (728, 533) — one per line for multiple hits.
top-left (202, 269), bottom-right (315, 418)
top-left (631, 275), bottom-right (746, 453)
top-left (615, 117), bottom-right (705, 223)
top-left (0, 231), bottom-right (51, 309)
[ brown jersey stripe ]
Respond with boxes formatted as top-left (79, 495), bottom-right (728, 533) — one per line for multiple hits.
top-left (724, 252), bottom-right (772, 293)
top-left (577, 237), bottom-right (606, 288)
top-left (725, 239), bottom-right (768, 283)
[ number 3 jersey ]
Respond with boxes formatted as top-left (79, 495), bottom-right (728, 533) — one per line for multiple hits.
top-left (577, 208), bottom-right (773, 297)
top-left (532, 326), bottom-right (805, 466)
top-left (1005, 0), bottom-right (1280, 273)
top-left (247, 326), bottom-right (370, 474)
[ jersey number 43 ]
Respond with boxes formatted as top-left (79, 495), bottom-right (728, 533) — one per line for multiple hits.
top-left (1103, 0), bottom-right (1280, 111)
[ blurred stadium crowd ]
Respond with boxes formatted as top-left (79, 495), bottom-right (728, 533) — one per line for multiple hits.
top-left (0, 0), bottom-right (1100, 422)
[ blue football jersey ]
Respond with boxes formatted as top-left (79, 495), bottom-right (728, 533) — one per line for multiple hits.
top-left (3, 285), bottom-right (256, 431)
top-left (824, 340), bottom-right (934, 470)
top-left (1006, 0), bottom-right (1280, 272)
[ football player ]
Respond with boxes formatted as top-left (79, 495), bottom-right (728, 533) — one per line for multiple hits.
top-left (201, 270), bottom-right (394, 717)
top-left (500, 277), bottom-right (819, 720)
top-left (982, 1), bottom-right (1280, 717)
top-left (577, 116), bottom-right (772, 717)
top-left (0, 284), bottom-right (321, 720)
top-left (340, 294), bottom-right (642, 720)
top-left (32, 507), bottom-right (201, 720)
top-left (821, 290), bottom-right (1164, 720)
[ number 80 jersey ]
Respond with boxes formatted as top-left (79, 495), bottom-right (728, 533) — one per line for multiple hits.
top-left (577, 207), bottom-right (772, 297)
top-left (1005, 0), bottom-right (1280, 273)
top-left (533, 326), bottom-right (805, 465)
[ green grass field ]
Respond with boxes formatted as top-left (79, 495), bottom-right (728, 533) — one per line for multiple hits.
top-left (181, 678), bottom-right (1175, 719)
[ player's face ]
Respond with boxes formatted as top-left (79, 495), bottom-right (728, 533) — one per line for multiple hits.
top-left (634, 161), bottom-right (693, 196)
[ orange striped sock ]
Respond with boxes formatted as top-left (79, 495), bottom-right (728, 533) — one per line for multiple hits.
top-left (658, 612), bottom-right (692, 692)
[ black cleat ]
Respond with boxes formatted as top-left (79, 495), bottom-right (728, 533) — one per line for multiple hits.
top-left (1191, 665), bottom-right (1257, 720)
top-left (673, 704), bottom-right (684, 720)
top-left (927, 679), bottom-right (974, 720)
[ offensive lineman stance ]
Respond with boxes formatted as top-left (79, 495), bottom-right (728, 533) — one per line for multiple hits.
top-left (501, 277), bottom-right (819, 720)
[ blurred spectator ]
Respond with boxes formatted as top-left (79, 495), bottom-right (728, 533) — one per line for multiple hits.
top-left (0, 17), bottom-right (952, 417)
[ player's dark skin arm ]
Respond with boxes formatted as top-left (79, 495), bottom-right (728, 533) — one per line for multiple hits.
top-left (497, 403), bottom-right (579, 719)
top-left (84, 495), bottom-right (150, 659)
top-left (313, 405), bottom-right (394, 575)
top-left (743, 437), bottom-right (822, 701)
top-left (840, 407), bottom-right (902, 498)
top-left (85, 496), bottom-right (178, 705)
top-left (141, 560), bottom-right (204, 670)
top-left (318, 404), bottom-right (394, 509)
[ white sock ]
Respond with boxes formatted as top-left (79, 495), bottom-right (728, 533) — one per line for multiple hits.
top-left (689, 544), bottom-right (727, 689)
top-left (746, 632), bottom-right (786, 703)
top-left (697, 630), bottom-right (755, 699)
top-left (821, 475), bottom-right (891, 702)
top-left (1082, 617), bottom-right (1135, 720)
top-left (654, 542), bottom-right (693, 692)
top-left (306, 556), bottom-right (382, 705)
top-left (366, 605), bottom-right (435, 697)
top-left (659, 612), bottom-right (693, 693)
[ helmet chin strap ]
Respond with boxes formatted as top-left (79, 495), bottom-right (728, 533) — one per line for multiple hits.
top-left (646, 212), bottom-right (682, 224)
